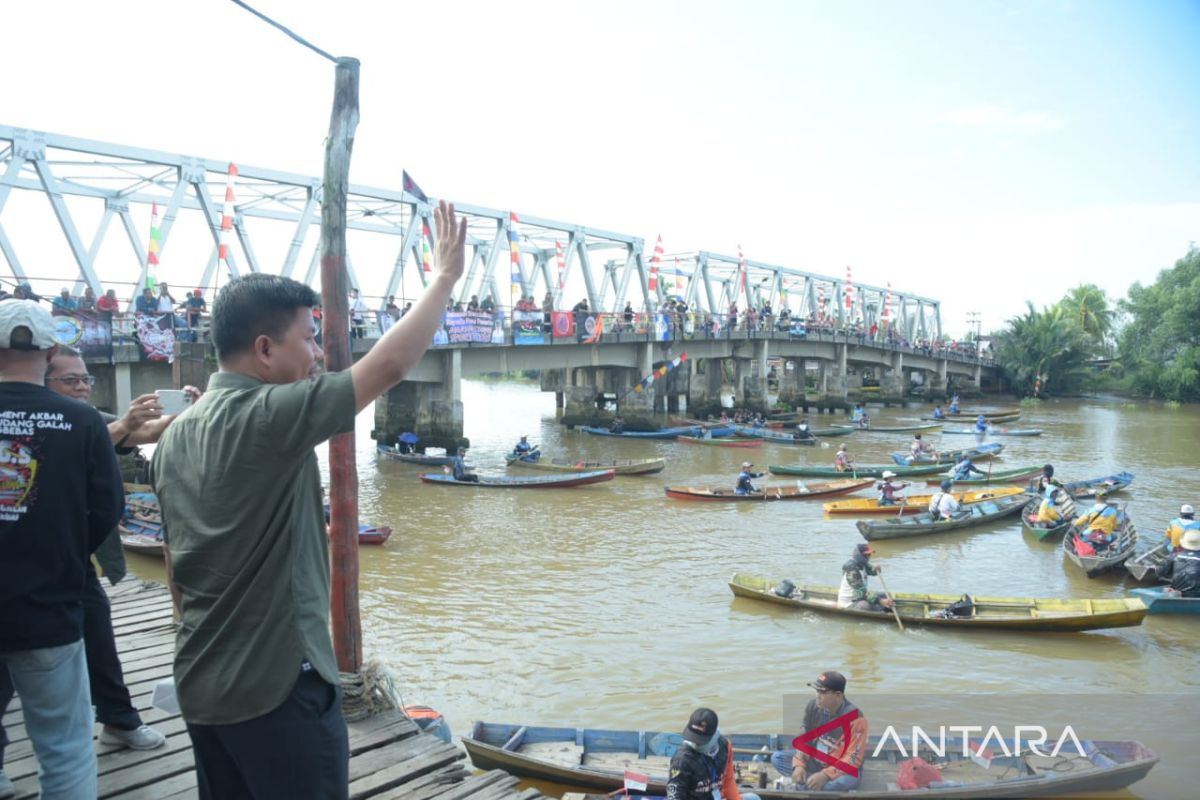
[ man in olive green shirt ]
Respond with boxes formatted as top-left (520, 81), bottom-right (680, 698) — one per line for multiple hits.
top-left (151, 201), bottom-right (466, 800)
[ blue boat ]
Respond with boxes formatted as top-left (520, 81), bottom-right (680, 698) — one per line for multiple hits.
top-left (376, 443), bottom-right (458, 466)
top-left (419, 470), bottom-right (615, 488)
top-left (1063, 471), bottom-right (1135, 500)
top-left (891, 442), bottom-right (1004, 466)
top-left (462, 721), bottom-right (1159, 798)
top-left (941, 427), bottom-right (1043, 437)
top-left (1129, 587), bottom-right (1200, 615)
top-left (580, 425), bottom-right (700, 439)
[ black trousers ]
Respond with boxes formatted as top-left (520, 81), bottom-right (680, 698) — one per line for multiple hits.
top-left (187, 669), bottom-right (349, 800)
top-left (83, 568), bottom-right (142, 730)
top-left (0, 662), bottom-right (11, 765)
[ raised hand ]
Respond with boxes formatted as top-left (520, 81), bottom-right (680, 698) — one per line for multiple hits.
top-left (433, 200), bottom-right (467, 285)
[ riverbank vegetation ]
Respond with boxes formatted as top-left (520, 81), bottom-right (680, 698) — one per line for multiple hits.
top-left (992, 246), bottom-right (1199, 401)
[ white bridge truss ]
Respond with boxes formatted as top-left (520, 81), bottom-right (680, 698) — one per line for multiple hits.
top-left (0, 125), bottom-right (940, 341)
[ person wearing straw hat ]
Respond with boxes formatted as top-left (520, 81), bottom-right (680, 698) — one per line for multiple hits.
top-left (837, 544), bottom-right (893, 612)
top-left (735, 462), bottom-right (764, 495)
top-left (1164, 504), bottom-right (1199, 552)
top-left (1156, 530), bottom-right (1200, 597)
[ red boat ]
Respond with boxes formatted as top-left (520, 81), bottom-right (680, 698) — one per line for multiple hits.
top-left (677, 435), bottom-right (762, 448)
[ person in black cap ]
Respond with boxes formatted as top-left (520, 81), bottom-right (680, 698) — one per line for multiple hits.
top-left (735, 462), bottom-right (764, 495)
top-left (837, 543), bottom-right (893, 612)
top-left (768, 671), bottom-right (868, 792)
top-left (666, 708), bottom-right (757, 800)
top-left (1034, 464), bottom-right (1063, 497)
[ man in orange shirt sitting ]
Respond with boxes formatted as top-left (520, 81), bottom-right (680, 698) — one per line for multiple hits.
top-left (769, 671), bottom-right (868, 791)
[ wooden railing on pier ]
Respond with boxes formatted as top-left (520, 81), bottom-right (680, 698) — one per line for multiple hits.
top-left (1, 578), bottom-right (540, 800)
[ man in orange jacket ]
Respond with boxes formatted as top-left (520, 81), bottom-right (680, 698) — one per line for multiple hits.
top-left (769, 671), bottom-right (868, 791)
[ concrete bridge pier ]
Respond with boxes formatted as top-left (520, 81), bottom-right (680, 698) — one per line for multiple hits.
top-left (372, 351), bottom-right (465, 451)
top-left (733, 341), bottom-right (769, 410)
top-left (813, 346), bottom-right (849, 412)
top-left (776, 358), bottom-right (805, 409)
top-left (880, 351), bottom-right (905, 406)
top-left (686, 357), bottom-right (725, 413)
top-left (925, 359), bottom-right (949, 401)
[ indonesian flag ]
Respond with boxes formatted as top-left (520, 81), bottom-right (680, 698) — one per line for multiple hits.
top-left (648, 234), bottom-right (663, 291)
top-left (623, 769), bottom-right (649, 792)
top-left (881, 282), bottom-right (892, 326)
top-left (845, 265), bottom-right (853, 311)
top-left (968, 739), bottom-right (996, 769)
top-left (555, 239), bottom-right (565, 290)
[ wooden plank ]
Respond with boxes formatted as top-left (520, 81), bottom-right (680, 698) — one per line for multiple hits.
top-left (348, 740), bottom-right (463, 798)
top-left (349, 733), bottom-right (450, 782)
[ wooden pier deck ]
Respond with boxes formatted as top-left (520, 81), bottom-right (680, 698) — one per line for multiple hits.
top-left (2, 578), bottom-right (541, 800)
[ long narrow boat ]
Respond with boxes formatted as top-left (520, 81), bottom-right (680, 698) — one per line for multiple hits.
top-left (376, 444), bottom-right (458, 466)
top-left (824, 486), bottom-right (1025, 515)
top-left (1021, 493), bottom-right (1079, 542)
top-left (728, 572), bottom-right (1147, 632)
top-left (923, 465), bottom-right (1043, 486)
top-left (505, 454), bottom-right (666, 475)
top-left (890, 442), bottom-right (1004, 466)
top-left (941, 426), bottom-right (1043, 437)
top-left (664, 478), bottom-right (873, 502)
top-left (463, 720), bottom-right (1158, 798)
top-left (419, 470), bottom-right (615, 488)
top-left (769, 461), bottom-right (949, 478)
top-left (676, 435), bottom-right (762, 448)
top-left (1126, 543), bottom-right (1169, 582)
top-left (732, 425), bottom-right (817, 445)
top-left (1063, 471), bottom-right (1135, 500)
top-left (922, 408), bottom-right (1022, 421)
top-left (830, 422), bottom-right (942, 434)
top-left (1063, 513), bottom-right (1138, 577)
top-left (1129, 586), bottom-right (1200, 615)
top-left (580, 425), bottom-right (699, 439)
top-left (856, 492), bottom-right (1032, 540)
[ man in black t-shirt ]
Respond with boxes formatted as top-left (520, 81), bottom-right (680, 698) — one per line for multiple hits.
top-left (0, 300), bottom-right (124, 799)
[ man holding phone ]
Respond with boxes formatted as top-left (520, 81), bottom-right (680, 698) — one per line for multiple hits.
top-left (150, 200), bottom-right (466, 799)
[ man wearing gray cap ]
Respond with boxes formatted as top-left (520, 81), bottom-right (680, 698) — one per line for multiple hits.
top-left (0, 300), bottom-right (124, 799)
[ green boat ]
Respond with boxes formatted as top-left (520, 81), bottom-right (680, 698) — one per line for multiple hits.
top-left (1021, 493), bottom-right (1079, 541)
top-left (768, 461), bottom-right (949, 478)
top-left (922, 465), bottom-right (1044, 486)
top-left (830, 422), bottom-right (942, 434)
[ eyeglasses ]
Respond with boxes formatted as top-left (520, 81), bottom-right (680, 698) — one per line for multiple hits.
top-left (48, 375), bottom-right (95, 387)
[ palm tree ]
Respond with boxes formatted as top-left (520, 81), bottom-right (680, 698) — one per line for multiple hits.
top-left (994, 302), bottom-right (1092, 396)
top-left (1059, 284), bottom-right (1113, 353)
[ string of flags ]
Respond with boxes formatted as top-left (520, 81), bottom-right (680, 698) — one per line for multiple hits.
top-left (508, 212), bottom-right (523, 299)
top-left (555, 240), bottom-right (565, 291)
top-left (145, 203), bottom-right (162, 291)
top-left (632, 352), bottom-right (689, 394)
top-left (421, 220), bottom-right (434, 272)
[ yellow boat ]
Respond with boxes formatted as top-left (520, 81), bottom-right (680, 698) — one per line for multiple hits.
top-left (729, 573), bottom-right (1148, 632)
top-left (823, 486), bottom-right (1025, 514)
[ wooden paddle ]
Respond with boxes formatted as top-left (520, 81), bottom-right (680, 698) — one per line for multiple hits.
top-left (876, 570), bottom-right (905, 632)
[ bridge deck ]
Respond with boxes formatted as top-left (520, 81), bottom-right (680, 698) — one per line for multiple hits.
top-left (1, 578), bottom-right (539, 800)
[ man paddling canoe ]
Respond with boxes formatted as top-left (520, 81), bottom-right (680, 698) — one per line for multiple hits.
top-left (735, 462), bottom-right (765, 495)
top-left (837, 544), bottom-right (894, 612)
top-left (834, 444), bottom-right (855, 473)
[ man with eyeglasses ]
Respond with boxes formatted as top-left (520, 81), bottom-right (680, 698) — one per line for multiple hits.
top-left (0, 300), bottom-right (124, 799)
top-left (768, 671), bottom-right (868, 792)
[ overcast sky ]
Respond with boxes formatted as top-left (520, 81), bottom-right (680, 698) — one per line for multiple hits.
top-left (2, 0), bottom-right (1197, 335)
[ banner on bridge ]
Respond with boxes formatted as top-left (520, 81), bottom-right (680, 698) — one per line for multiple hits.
top-left (512, 311), bottom-right (544, 345)
top-left (51, 311), bottom-right (112, 358)
top-left (444, 310), bottom-right (496, 344)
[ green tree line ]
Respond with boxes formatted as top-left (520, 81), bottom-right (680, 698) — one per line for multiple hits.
top-left (992, 246), bottom-right (1200, 401)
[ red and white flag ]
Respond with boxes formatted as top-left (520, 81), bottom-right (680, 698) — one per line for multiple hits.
top-left (218, 163), bottom-right (238, 278)
top-left (845, 265), bottom-right (853, 312)
top-left (555, 240), bottom-right (566, 291)
top-left (623, 769), bottom-right (649, 792)
top-left (967, 739), bottom-right (996, 769)
top-left (737, 245), bottom-right (748, 304)
top-left (648, 234), bottom-right (663, 291)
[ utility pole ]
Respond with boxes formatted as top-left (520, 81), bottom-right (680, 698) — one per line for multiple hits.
top-left (966, 311), bottom-right (982, 342)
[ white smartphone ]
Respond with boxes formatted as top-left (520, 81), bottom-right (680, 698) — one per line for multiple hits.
top-left (156, 389), bottom-right (191, 415)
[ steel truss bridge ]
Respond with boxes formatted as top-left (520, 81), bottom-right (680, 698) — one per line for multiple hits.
top-left (0, 125), bottom-right (942, 342)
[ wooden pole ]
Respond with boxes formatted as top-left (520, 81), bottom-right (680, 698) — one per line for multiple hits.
top-left (320, 56), bottom-right (362, 674)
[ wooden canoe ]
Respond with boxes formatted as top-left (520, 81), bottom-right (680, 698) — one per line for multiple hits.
top-left (376, 444), bottom-right (458, 466)
top-left (941, 426), bottom-right (1044, 437)
top-left (1064, 471), bottom-right (1135, 500)
top-left (676, 435), bottom-right (762, 448)
top-left (1126, 543), bottom-right (1169, 582)
top-left (1063, 512), bottom-right (1138, 577)
top-left (768, 461), bottom-right (950, 478)
top-left (580, 425), bottom-right (699, 439)
top-left (824, 486), bottom-right (1025, 515)
top-left (923, 465), bottom-right (1043, 486)
top-left (890, 442), bottom-right (1003, 466)
top-left (729, 572), bottom-right (1147, 632)
top-left (1020, 493), bottom-right (1079, 541)
top-left (922, 408), bottom-right (1021, 421)
top-left (464, 720), bottom-right (1158, 799)
top-left (419, 470), bottom-right (615, 488)
top-left (664, 478), bottom-right (873, 501)
top-left (830, 422), bottom-right (943, 433)
top-left (505, 455), bottom-right (666, 475)
top-left (732, 425), bottom-right (817, 445)
top-left (1129, 587), bottom-right (1200, 615)
top-left (857, 492), bottom-right (1033, 539)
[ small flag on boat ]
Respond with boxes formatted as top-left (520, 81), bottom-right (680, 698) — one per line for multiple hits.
top-left (967, 739), bottom-right (995, 768)
top-left (623, 769), bottom-right (649, 792)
